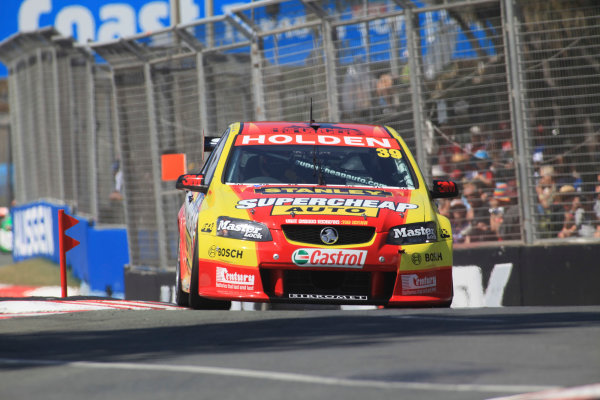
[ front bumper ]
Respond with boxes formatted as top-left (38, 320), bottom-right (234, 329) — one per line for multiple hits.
top-left (195, 238), bottom-right (453, 307)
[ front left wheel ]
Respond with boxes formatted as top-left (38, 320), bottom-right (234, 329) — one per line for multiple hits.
top-left (189, 239), bottom-right (232, 310)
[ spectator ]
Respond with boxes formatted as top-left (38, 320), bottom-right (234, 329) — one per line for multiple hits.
top-left (536, 165), bottom-right (562, 237)
top-left (341, 62), bottom-right (373, 120)
top-left (464, 125), bottom-right (487, 155)
top-left (437, 198), bottom-right (451, 218)
top-left (449, 199), bottom-right (471, 244)
top-left (554, 155), bottom-right (582, 191)
top-left (489, 182), bottom-right (521, 241)
top-left (462, 180), bottom-right (491, 242)
top-left (594, 174), bottom-right (600, 238)
top-left (557, 185), bottom-right (594, 238)
top-left (466, 150), bottom-right (495, 193)
top-left (110, 159), bottom-right (123, 201)
top-left (375, 73), bottom-right (395, 115)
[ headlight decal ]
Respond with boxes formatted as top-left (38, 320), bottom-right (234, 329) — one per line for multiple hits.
top-left (216, 216), bottom-right (272, 241)
top-left (387, 222), bottom-right (437, 245)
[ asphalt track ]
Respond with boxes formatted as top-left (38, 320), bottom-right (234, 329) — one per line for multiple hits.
top-left (0, 305), bottom-right (599, 400)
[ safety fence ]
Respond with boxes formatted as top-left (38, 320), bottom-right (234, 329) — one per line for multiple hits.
top-left (0, 79), bottom-right (10, 207)
top-left (0, 0), bottom-right (599, 273)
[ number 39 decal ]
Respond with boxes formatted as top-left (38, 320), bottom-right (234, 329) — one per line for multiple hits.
top-left (376, 148), bottom-right (403, 159)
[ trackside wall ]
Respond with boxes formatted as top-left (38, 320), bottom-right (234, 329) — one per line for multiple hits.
top-left (125, 243), bottom-right (600, 307)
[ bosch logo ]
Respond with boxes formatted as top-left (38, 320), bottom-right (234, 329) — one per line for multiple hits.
top-left (320, 227), bottom-right (339, 245)
top-left (208, 245), bottom-right (217, 258)
top-left (208, 246), bottom-right (243, 259)
top-left (411, 253), bottom-right (422, 265)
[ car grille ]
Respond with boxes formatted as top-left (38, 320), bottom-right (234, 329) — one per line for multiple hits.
top-left (260, 270), bottom-right (397, 302)
top-left (282, 225), bottom-right (375, 245)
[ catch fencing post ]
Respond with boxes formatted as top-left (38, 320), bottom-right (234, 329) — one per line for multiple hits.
top-left (503, 0), bottom-right (534, 244)
top-left (405, 5), bottom-right (429, 180)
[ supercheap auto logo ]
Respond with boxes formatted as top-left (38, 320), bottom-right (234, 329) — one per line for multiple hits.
top-left (236, 197), bottom-right (418, 217)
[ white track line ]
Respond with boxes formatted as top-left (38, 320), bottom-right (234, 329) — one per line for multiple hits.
top-left (488, 383), bottom-right (600, 400)
top-left (0, 357), bottom-right (558, 394)
top-left (0, 299), bottom-right (184, 318)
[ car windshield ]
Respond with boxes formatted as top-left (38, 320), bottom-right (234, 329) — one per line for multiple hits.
top-left (224, 144), bottom-right (416, 188)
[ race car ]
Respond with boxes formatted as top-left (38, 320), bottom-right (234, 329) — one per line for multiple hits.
top-left (175, 121), bottom-right (459, 309)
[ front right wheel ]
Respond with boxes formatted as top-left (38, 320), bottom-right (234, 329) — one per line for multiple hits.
top-left (174, 238), bottom-right (189, 307)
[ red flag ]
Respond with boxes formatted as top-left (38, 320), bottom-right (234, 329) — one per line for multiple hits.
top-left (60, 210), bottom-right (80, 252)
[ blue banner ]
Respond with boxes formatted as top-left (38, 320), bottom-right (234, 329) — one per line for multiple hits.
top-left (1, 1), bottom-right (494, 77)
top-left (11, 201), bottom-right (65, 263)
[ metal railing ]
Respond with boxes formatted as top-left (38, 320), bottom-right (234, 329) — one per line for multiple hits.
top-left (0, 0), bottom-right (598, 272)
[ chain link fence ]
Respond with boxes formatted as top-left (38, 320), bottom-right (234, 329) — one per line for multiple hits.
top-left (1, 0), bottom-right (599, 272)
top-left (0, 79), bottom-right (10, 207)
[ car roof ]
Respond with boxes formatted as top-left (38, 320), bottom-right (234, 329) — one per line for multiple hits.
top-left (238, 121), bottom-right (393, 139)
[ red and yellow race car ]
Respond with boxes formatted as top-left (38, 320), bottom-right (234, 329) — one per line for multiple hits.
top-left (175, 121), bottom-right (458, 309)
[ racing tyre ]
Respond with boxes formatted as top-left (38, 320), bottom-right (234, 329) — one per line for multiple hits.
top-left (175, 238), bottom-right (189, 307)
top-left (189, 239), bottom-right (232, 310)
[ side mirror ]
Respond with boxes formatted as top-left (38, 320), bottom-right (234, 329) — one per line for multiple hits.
top-left (430, 180), bottom-right (459, 199)
top-left (176, 174), bottom-right (208, 193)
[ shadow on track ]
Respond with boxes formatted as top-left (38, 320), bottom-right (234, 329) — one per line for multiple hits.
top-left (1, 308), bottom-right (599, 367)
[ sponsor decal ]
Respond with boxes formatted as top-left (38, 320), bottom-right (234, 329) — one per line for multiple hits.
top-left (200, 222), bottom-right (214, 233)
top-left (425, 252), bottom-right (443, 262)
top-left (375, 148), bottom-right (402, 159)
top-left (411, 253), bottom-right (422, 265)
top-left (236, 197), bottom-right (418, 215)
top-left (434, 180), bottom-right (458, 194)
top-left (268, 124), bottom-right (365, 136)
top-left (216, 267), bottom-right (255, 291)
top-left (292, 248), bottom-right (367, 268)
top-left (235, 134), bottom-right (398, 149)
top-left (12, 205), bottom-right (55, 259)
top-left (409, 252), bottom-right (443, 265)
top-left (273, 205), bottom-right (378, 217)
top-left (320, 227), bottom-right (339, 245)
top-left (208, 245), bottom-right (243, 259)
top-left (391, 226), bottom-right (437, 241)
top-left (216, 217), bottom-right (270, 241)
top-left (254, 187), bottom-right (392, 197)
top-left (401, 273), bottom-right (437, 295)
top-left (285, 219), bottom-right (341, 224)
top-left (289, 293), bottom-right (369, 301)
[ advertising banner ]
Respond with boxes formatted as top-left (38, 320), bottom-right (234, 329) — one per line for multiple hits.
top-left (0, 1), bottom-right (493, 76)
top-left (11, 201), bottom-right (63, 263)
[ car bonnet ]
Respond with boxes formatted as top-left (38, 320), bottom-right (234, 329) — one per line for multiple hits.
top-left (215, 184), bottom-right (431, 232)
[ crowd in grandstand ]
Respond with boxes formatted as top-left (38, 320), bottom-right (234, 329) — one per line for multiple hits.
top-left (433, 123), bottom-right (600, 243)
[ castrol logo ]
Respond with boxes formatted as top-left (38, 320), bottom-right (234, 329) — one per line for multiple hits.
top-left (292, 249), bottom-right (367, 268)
